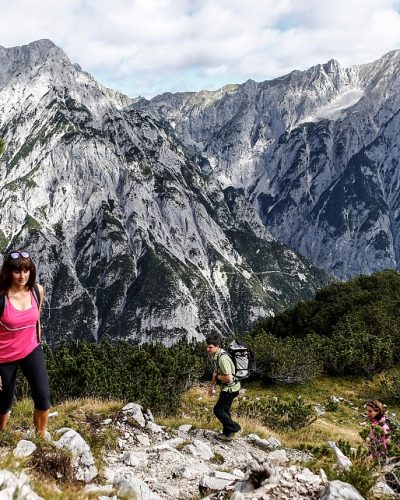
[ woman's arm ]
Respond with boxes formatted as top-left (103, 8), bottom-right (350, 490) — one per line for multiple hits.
top-left (37, 283), bottom-right (44, 340)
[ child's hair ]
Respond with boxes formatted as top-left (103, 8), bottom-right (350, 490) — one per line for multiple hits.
top-left (366, 400), bottom-right (386, 420)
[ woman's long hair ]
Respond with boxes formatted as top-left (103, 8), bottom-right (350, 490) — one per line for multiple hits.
top-left (0, 250), bottom-right (36, 295)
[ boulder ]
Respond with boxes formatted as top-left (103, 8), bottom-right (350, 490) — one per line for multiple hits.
top-left (55, 428), bottom-right (91, 455)
top-left (113, 472), bottom-right (161, 499)
top-left (136, 433), bottom-right (151, 446)
top-left (123, 451), bottom-right (149, 467)
top-left (55, 428), bottom-right (98, 482)
top-left (152, 437), bottom-right (185, 450)
top-left (199, 474), bottom-right (236, 492)
top-left (145, 408), bottom-right (155, 422)
top-left (320, 480), bottom-right (364, 499)
top-left (122, 403), bottom-right (146, 428)
top-left (248, 434), bottom-right (282, 450)
top-left (372, 479), bottom-right (397, 497)
top-left (178, 424), bottom-right (193, 433)
top-left (13, 440), bottom-right (37, 458)
top-left (0, 470), bottom-right (42, 499)
top-left (328, 441), bottom-right (352, 470)
top-left (146, 421), bottom-right (164, 434)
top-left (179, 462), bottom-right (211, 480)
top-left (184, 439), bottom-right (214, 460)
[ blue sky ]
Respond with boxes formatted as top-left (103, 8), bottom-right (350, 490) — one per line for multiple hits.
top-left (1, 0), bottom-right (400, 98)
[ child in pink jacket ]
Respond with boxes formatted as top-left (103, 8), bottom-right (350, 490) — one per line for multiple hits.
top-left (366, 400), bottom-right (390, 459)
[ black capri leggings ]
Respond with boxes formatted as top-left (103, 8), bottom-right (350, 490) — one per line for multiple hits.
top-left (0, 345), bottom-right (51, 414)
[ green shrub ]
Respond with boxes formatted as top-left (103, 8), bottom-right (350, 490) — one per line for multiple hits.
top-left (380, 370), bottom-right (400, 403)
top-left (324, 397), bottom-right (339, 413)
top-left (38, 339), bottom-right (205, 414)
top-left (249, 333), bottom-right (323, 384)
top-left (327, 461), bottom-right (378, 497)
top-left (237, 395), bottom-right (316, 431)
top-left (325, 313), bottom-right (394, 375)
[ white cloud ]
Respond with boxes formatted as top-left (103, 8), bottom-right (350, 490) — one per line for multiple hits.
top-left (1, 0), bottom-right (400, 97)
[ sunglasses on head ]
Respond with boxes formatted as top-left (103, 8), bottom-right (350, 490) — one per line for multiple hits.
top-left (9, 251), bottom-right (30, 259)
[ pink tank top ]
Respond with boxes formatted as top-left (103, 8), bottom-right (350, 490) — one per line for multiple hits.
top-left (0, 291), bottom-right (40, 362)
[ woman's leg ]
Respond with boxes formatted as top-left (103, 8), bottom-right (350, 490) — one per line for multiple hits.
top-left (33, 408), bottom-right (49, 437)
top-left (20, 346), bottom-right (51, 436)
top-left (0, 361), bottom-right (18, 431)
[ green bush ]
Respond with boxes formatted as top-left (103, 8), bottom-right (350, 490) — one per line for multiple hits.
top-left (327, 460), bottom-right (377, 497)
top-left (321, 441), bottom-right (377, 497)
top-left (381, 370), bottom-right (400, 403)
top-left (237, 395), bottom-right (316, 430)
top-left (250, 270), bottom-right (400, 377)
top-left (248, 332), bottom-right (323, 384)
top-left (24, 340), bottom-right (205, 414)
top-left (324, 397), bottom-right (339, 413)
top-left (324, 313), bottom-right (394, 375)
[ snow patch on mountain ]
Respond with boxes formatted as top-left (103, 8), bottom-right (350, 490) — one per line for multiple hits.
top-left (298, 89), bottom-right (364, 124)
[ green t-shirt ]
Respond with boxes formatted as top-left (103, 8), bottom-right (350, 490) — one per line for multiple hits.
top-left (213, 349), bottom-right (241, 392)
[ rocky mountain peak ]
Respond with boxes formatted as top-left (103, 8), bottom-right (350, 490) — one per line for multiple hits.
top-left (0, 39), bottom-right (70, 87)
top-left (134, 49), bottom-right (400, 280)
top-left (0, 39), bottom-right (331, 343)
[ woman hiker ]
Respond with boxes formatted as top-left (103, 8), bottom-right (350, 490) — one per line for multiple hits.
top-left (0, 249), bottom-right (51, 437)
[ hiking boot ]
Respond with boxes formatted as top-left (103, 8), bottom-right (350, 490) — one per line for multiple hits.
top-left (215, 432), bottom-right (230, 441)
top-left (226, 428), bottom-right (242, 441)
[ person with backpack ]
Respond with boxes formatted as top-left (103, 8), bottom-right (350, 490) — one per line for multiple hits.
top-left (0, 250), bottom-right (51, 437)
top-left (365, 399), bottom-right (390, 459)
top-left (206, 334), bottom-right (241, 441)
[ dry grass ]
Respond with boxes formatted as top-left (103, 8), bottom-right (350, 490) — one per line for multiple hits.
top-left (159, 373), bottom-right (400, 450)
top-left (0, 396), bottom-right (124, 499)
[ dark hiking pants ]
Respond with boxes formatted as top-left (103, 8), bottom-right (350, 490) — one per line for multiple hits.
top-left (214, 390), bottom-right (241, 436)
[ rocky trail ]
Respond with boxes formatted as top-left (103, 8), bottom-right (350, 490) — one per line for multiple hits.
top-left (1, 402), bottom-right (396, 499)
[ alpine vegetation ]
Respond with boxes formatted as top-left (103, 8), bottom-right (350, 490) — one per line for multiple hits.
top-left (0, 40), bottom-right (330, 344)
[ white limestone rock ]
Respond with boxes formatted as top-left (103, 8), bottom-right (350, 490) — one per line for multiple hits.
top-left (123, 451), bottom-right (149, 467)
top-left (113, 472), bottom-right (161, 500)
top-left (184, 439), bottom-right (214, 460)
top-left (136, 433), bottom-right (151, 446)
top-left (248, 434), bottom-right (282, 450)
top-left (178, 424), bottom-right (193, 433)
top-left (146, 421), bottom-right (164, 434)
top-left (328, 441), bottom-right (352, 470)
top-left (0, 470), bottom-right (42, 499)
top-left (320, 480), bottom-right (364, 499)
top-left (179, 462), bottom-right (211, 480)
top-left (145, 409), bottom-right (155, 422)
top-left (266, 449), bottom-right (289, 464)
top-left (199, 474), bottom-right (236, 491)
top-left (54, 428), bottom-right (98, 482)
top-left (122, 403), bottom-right (146, 427)
top-left (152, 437), bottom-right (185, 450)
top-left (13, 440), bottom-right (37, 458)
top-left (372, 480), bottom-right (397, 497)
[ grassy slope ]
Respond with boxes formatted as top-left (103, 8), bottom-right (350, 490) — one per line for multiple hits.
top-left (159, 372), bottom-right (399, 449)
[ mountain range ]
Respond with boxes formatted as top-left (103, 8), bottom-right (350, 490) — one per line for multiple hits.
top-left (0, 39), bottom-right (331, 343)
top-left (134, 50), bottom-right (400, 280)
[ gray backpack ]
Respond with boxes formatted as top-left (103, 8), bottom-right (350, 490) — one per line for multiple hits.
top-left (227, 339), bottom-right (256, 380)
